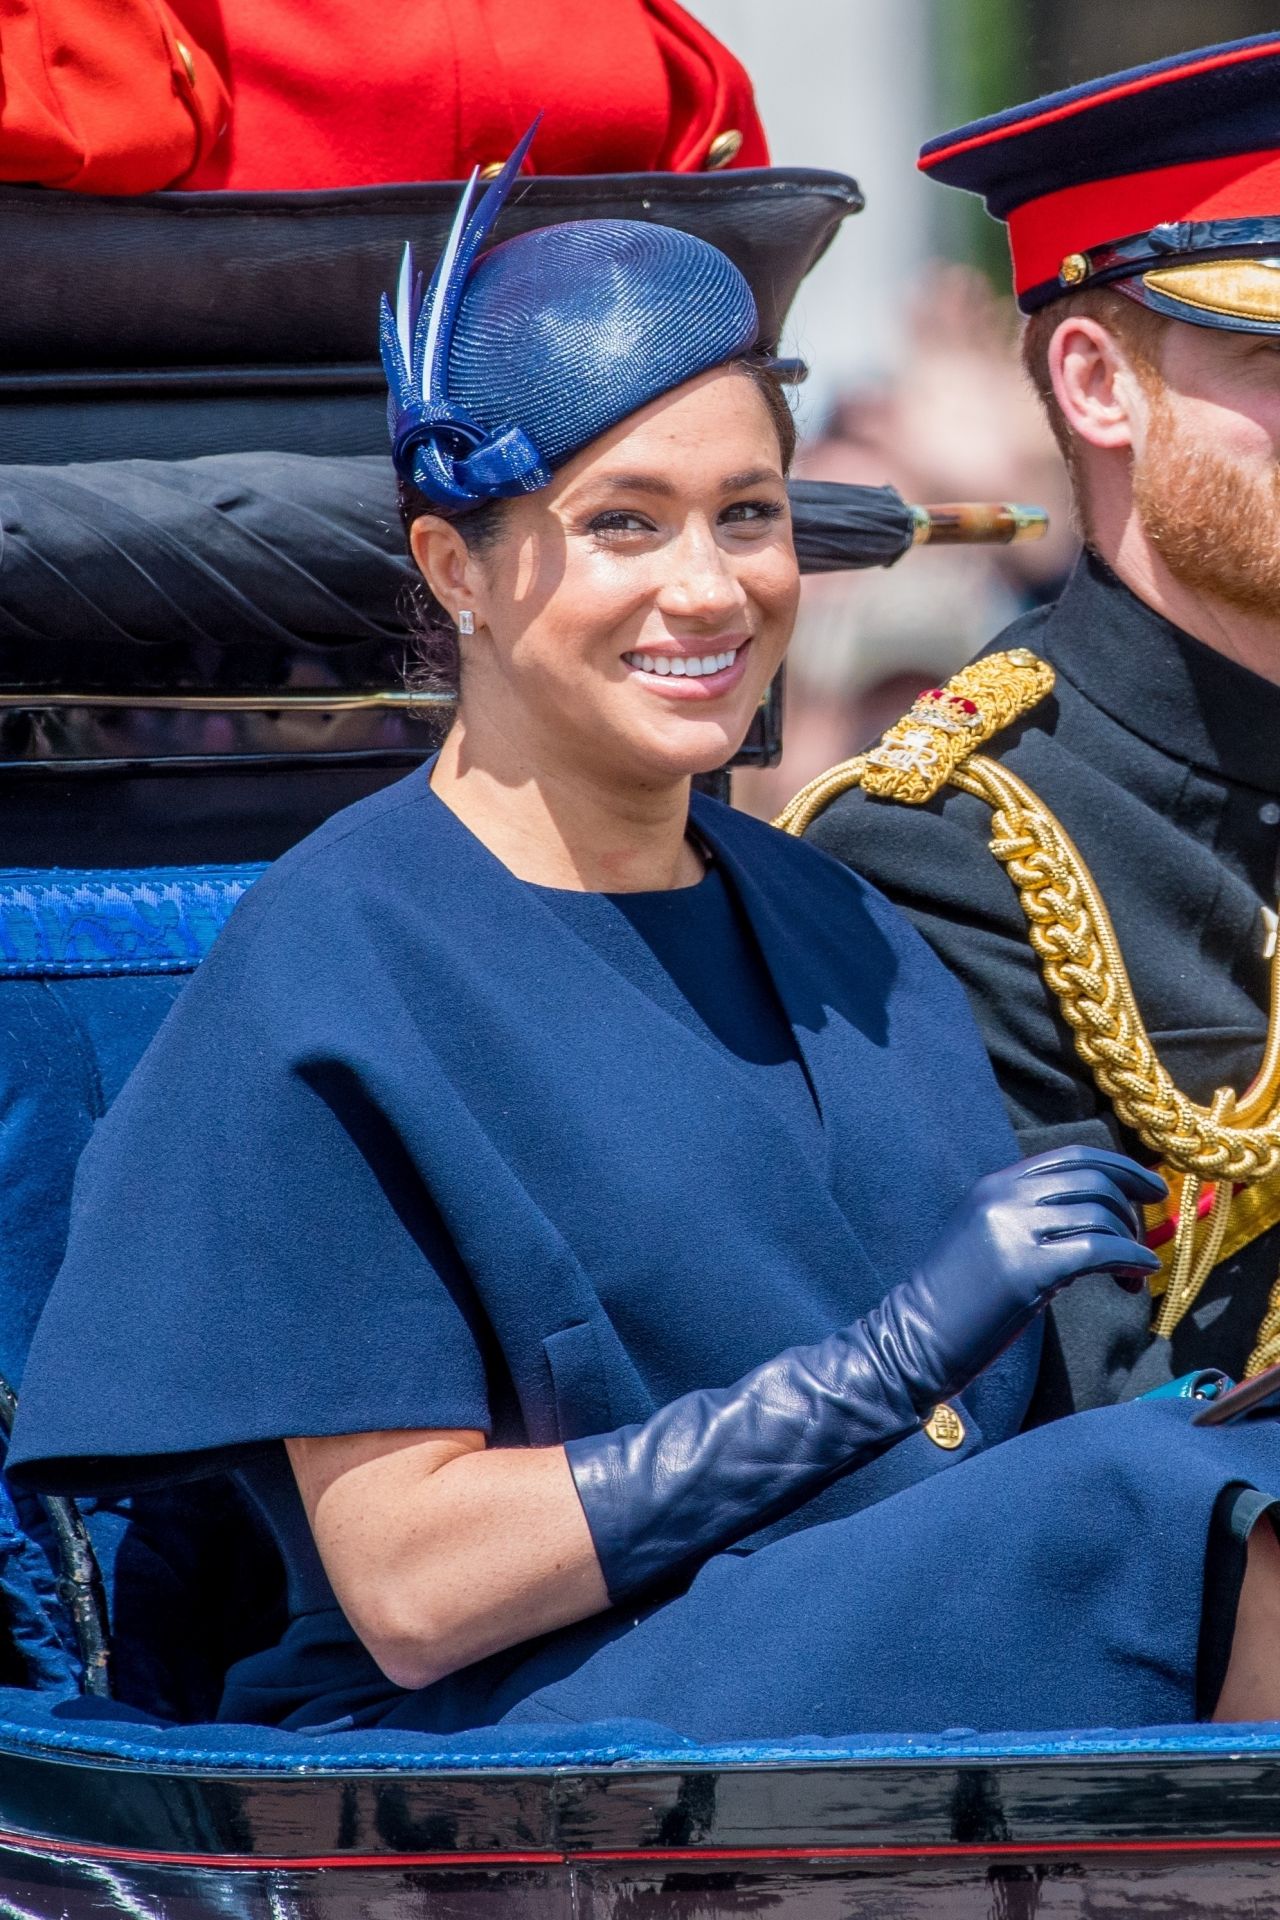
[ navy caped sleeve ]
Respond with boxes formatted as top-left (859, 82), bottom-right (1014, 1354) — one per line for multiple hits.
top-left (8, 878), bottom-right (492, 1495)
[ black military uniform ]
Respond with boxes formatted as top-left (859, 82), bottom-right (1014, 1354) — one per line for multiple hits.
top-left (797, 35), bottom-right (1280, 1418)
top-left (806, 552), bottom-right (1280, 1418)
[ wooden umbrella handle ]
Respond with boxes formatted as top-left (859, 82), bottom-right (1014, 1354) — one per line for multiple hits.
top-left (910, 503), bottom-right (1049, 545)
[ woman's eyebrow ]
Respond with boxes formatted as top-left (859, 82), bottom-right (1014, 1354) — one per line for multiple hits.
top-left (599, 473), bottom-right (677, 496)
top-left (720, 468), bottom-right (780, 491)
top-left (594, 467), bottom-right (780, 497)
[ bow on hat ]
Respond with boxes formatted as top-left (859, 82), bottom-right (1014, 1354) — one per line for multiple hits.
top-left (380, 121), bottom-right (552, 509)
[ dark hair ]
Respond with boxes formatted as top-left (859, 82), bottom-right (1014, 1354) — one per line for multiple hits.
top-left (399, 354), bottom-right (797, 702)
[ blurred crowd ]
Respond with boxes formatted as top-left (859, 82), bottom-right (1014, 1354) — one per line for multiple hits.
top-left (737, 264), bottom-right (1079, 820)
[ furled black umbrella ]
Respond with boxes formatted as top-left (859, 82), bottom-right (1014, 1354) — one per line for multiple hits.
top-left (0, 455), bottom-right (1042, 693)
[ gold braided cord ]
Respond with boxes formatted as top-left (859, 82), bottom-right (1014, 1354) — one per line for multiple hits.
top-left (1150, 1165), bottom-right (1231, 1340)
top-left (776, 683), bottom-right (1280, 1369)
top-left (1147, 1169), bottom-right (1280, 1295)
top-left (949, 753), bottom-right (1280, 1184)
top-left (948, 753), bottom-right (1280, 1369)
top-left (774, 754), bottom-right (873, 838)
top-left (1248, 1289), bottom-right (1280, 1376)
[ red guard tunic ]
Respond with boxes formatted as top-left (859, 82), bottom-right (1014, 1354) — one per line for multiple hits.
top-left (0, 0), bottom-right (767, 195)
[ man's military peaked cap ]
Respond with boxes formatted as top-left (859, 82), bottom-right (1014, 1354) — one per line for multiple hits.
top-left (920, 34), bottom-right (1280, 331)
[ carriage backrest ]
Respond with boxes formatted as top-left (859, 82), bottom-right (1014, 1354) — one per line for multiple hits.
top-left (0, 864), bottom-right (285, 1720)
top-left (0, 865), bottom-right (264, 1387)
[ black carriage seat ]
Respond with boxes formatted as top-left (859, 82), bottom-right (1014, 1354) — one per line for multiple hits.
top-left (0, 864), bottom-right (286, 1719)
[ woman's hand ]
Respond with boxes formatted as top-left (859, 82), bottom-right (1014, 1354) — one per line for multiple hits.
top-left (566, 1145), bottom-right (1163, 1602)
top-left (291, 1146), bottom-right (1164, 1686)
top-left (888, 1144), bottom-right (1166, 1406)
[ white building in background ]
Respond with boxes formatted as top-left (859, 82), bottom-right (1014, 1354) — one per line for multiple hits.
top-left (683, 0), bottom-right (936, 427)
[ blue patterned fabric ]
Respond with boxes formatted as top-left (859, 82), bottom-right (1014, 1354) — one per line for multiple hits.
top-left (0, 867), bottom-right (265, 979)
top-left (381, 127), bottom-right (759, 509)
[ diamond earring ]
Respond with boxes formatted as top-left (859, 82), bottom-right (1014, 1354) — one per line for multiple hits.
top-left (457, 610), bottom-right (475, 635)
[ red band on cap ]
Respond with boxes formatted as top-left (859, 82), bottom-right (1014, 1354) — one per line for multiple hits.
top-left (1008, 147), bottom-right (1280, 295)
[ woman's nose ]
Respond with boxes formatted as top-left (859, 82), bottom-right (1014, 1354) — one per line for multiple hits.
top-left (657, 523), bottom-right (748, 621)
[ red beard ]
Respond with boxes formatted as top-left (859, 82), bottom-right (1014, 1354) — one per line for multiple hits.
top-left (1134, 391), bottom-right (1280, 615)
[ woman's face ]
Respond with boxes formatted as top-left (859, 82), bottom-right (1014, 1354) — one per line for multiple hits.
top-left (413, 366), bottom-right (799, 787)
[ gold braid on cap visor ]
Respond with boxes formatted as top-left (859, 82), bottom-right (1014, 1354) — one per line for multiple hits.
top-left (776, 648), bottom-right (1280, 1375)
top-left (1140, 257), bottom-right (1280, 324)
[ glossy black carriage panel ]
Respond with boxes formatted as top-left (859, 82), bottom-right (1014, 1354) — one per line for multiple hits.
top-left (5, 1847), bottom-right (1280, 1920)
top-left (574, 1855), bottom-right (1280, 1919)
top-left (0, 1850), bottom-right (572, 1919)
top-left (550, 1759), bottom-right (1280, 1852)
top-left (4, 1750), bottom-right (1280, 1918)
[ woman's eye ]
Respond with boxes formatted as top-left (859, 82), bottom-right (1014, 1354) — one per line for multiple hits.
top-left (720, 498), bottom-right (786, 528)
top-left (585, 510), bottom-right (657, 536)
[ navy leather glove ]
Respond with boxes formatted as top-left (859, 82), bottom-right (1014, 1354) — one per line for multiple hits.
top-left (567, 1146), bottom-right (1165, 1602)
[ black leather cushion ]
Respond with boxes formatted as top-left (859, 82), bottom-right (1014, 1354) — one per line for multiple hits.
top-left (0, 170), bottom-right (861, 465)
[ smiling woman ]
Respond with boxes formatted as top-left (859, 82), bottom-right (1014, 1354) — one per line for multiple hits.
top-left (12, 128), bottom-right (1280, 1745)
top-left (399, 356), bottom-right (797, 707)
top-left (411, 364), bottom-right (799, 886)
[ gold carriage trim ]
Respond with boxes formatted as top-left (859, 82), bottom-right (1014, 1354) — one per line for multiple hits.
top-left (773, 649), bottom-right (1055, 834)
top-left (776, 649), bottom-right (1280, 1375)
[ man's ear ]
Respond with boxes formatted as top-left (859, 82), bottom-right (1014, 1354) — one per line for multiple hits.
top-left (1048, 315), bottom-right (1149, 454)
top-left (409, 516), bottom-right (484, 625)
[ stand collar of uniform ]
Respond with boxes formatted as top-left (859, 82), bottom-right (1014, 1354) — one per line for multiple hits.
top-left (1042, 549), bottom-right (1280, 794)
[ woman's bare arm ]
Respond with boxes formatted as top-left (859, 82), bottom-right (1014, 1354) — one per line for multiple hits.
top-left (285, 1430), bottom-right (609, 1691)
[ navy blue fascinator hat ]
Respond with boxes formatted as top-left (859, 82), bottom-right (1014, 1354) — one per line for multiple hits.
top-left (380, 123), bottom-right (761, 512)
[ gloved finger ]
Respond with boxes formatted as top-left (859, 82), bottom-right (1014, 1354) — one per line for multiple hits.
top-left (1055, 1232), bottom-right (1162, 1286)
top-left (1017, 1146), bottom-right (1167, 1204)
top-left (1032, 1181), bottom-right (1142, 1237)
top-left (1035, 1203), bottom-right (1145, 1245)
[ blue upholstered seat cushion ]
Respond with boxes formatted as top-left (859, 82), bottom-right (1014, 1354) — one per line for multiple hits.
top-left (0, 866), bottom-right (270, 1716)
top-left (0, 1686), bottom-right (1278, 1770)
top-left (0, 867), bottom-right (264, 1388)
top-left (0, 976), bottom-right (185, 1390)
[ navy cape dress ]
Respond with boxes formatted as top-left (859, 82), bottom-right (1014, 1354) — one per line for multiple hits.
top-left (9, 769), bottom-right (1279, 1736)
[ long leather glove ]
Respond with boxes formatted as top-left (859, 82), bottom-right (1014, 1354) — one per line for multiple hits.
top-left (566, 1146), bottom-right (1165, 1602)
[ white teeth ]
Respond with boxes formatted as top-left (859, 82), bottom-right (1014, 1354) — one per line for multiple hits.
top-left (623, 647), bottom-right (741, 678)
